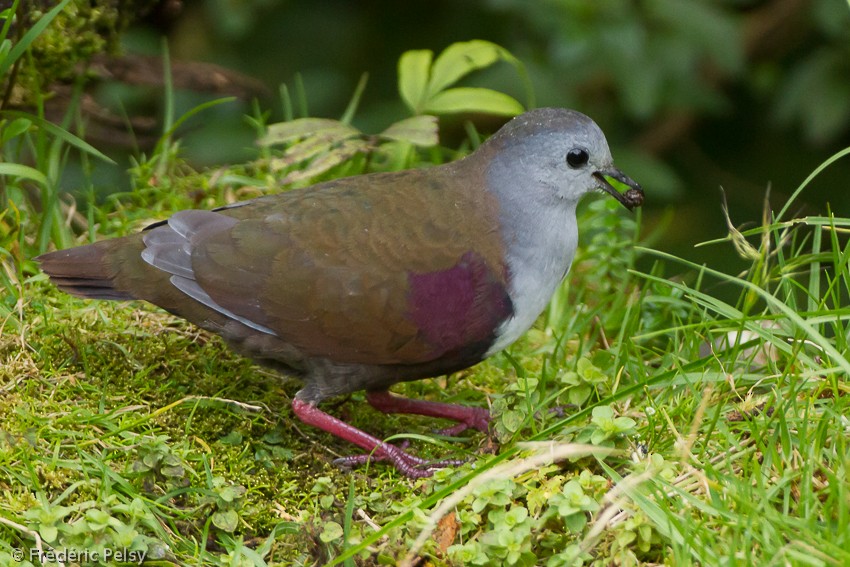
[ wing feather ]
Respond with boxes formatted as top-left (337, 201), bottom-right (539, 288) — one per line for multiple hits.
top-left (142, 168), bottom-right (513, 365)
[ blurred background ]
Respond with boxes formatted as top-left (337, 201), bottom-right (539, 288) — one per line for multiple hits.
top-left (10, 0), bottom-right (850, 269)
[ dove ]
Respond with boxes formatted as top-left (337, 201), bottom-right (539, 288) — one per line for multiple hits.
top-left (38, 107), bottom-right (643, 477)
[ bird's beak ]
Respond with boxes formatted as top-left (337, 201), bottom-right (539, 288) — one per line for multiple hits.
top-left (593, 168), bottom-right (644, 211)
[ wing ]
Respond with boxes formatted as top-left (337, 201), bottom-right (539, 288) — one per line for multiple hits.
top-left (141, 168), bottom-right (514, 365)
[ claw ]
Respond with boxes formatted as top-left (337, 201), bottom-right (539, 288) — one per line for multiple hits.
top-left (332, 443), bottom-right (465, 478)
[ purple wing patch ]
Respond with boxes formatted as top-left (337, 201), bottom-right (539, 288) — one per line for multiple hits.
top-left (407, 251), bottom-right (512, 356)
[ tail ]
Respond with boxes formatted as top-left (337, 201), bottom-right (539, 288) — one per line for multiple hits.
top-left (36, 241), bottom-right (136, 300)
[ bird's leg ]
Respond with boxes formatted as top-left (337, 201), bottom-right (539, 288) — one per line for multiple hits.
top-left (291, 398), bottom-right (461, 478)
top-left (365, 390), bottom-right (491, 436)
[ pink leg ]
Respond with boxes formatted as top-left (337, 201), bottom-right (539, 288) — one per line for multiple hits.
top-left (366, 390), bottom-right (491, 436)
top-left (291, 398), bottom-right (462, 478)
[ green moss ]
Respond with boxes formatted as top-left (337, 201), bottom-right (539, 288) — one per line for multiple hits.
top-left (10, 0), bottom-right (158, 105)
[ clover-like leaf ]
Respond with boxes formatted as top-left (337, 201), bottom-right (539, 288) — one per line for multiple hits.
top-left (613, 416), bottom-right (637, 432)
top-left (591, 405), bottom-right (615, 425)
top-left (319, 494), bottom-right (335, 510)
top-left (212, 509), bottom-right (239, 532)
top-left (568, 384), bottom-right (592, 406)
top-left (319, 521), bottom-right (344, 543)
top-left (500, 409), bottom-right (526, 433)
top-left (423, 87), bottom-right (524, 116)
top-left (39, 524), bottom-right (58, 543)
top-left (218, 484), bottom-right (246, 503)
top-left (576, 357), bottom-right (608, 384)
top-left (397, 40), bottom-right (528, 116)
top-left (427, 40), bottom-right (507, 97)
top-left (398, 49), bottom-right (433, 114)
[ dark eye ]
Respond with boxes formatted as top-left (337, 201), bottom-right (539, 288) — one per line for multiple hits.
top-left (566, 148), bottom-right (589, 168)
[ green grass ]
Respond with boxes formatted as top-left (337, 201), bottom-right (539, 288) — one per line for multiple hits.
top-left (3, 159), bottom-right (848, 565)
top-left (1, 25), bottom-right (848, 567)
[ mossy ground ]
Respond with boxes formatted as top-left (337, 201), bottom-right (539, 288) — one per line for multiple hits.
top-left (3, 272), bottom-right (523, 564)
top-left (3, 187), bottom-right (848, 565)
top-left (1, 81), bottom-right (847, 565)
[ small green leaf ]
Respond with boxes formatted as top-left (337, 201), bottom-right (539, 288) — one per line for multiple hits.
top-left (218, 484), bottom-right (246, 503)
top-left (269, 132), bottom-right (357, 171)
top-left (85, 509), bottom-right (112, 531)
top-left (504, 506), bottom-right (529, 527)
top-left (449, 542), bottom-right (489, 565)
top-left (423, 87), bottom-right (524, 116)
top-left (261, 428), bottom-right (286, 444)
top-left (379, 115), bottom-right (438, 147)
top-left (311, 477), bottom-right (334, 493)
top-left (501, 409), bottom-right (526, 433)
top-left (161, 465), bottom-right (185, 478)
top-left (319, 494), bottom-right (335, 510)
top-left (563, 512), bottom-right (588, 534)
top-left (111, 522), bottom-right (140, 548)
top-left (141, 452), bottom-right (161, 469)
top-left (590, 429), bottom-right (609, 445)
top-left (427, 40), bottom-right (505, 97)
top-left (559, 371), bottom-right (580, 386)
top-left (39, 525), bottom-right (58, 543)
top-left (398, 49), bottom-right (433, 113)
top-left (268, 445), bottom-right (295, 460)
top-left (320, 521), bottom-right (344, 543)
top-left (613, 416), bottom-right (637, 432)
top-left (616, 530), bottom-right (637, 546)
top-left (592, 405), bottom-right (615, 422)
top-left (212, 509), bottom-right (239, 532)
top-left (568, 384), bottom-right (591, 407)
top-left (219, 431), bottom-right (243, 445)
top-left (0, 117), bottom-right (31, 143)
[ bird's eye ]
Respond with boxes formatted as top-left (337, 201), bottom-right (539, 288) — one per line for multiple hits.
top-left (566, 148), bottom-right (589, 168)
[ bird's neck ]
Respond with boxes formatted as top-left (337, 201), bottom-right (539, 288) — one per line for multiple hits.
top-left (483, 164), bottom-right (580, 356)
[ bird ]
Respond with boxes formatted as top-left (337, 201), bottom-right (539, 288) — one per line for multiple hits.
top-left (37, 107), bottom-right (643, 478)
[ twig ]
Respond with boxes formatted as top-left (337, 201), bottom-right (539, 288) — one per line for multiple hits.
top-left (579, 469), bottom-right (655, 552)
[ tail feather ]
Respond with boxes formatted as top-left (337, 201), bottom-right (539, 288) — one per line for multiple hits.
top-left (36, 242), bottom-right (136, 300)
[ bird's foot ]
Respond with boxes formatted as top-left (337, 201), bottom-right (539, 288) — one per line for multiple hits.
top-left (333, 441), bottom-right (466, 478)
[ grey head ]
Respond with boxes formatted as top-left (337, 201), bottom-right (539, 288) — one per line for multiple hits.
top-left (480, 107), bottom-right (642, 210)
top-left (472, 107), bottom-right (643, 356)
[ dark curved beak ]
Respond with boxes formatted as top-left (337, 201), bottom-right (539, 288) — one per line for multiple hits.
top-left (593, 168), bottom-right (644, 211)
